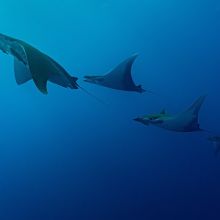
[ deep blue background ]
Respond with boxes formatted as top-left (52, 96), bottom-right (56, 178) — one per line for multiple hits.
top-left (0, 0), bottom-right (219, 219)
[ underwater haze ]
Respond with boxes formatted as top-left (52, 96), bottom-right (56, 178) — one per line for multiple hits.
top-left (0, 0), bottom-right (219, 219)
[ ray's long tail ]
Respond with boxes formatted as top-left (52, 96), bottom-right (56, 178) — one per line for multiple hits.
top-left (76, 83), bottom-right (106, 105)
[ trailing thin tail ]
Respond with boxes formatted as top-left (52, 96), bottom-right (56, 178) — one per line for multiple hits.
top-left (76, 83), bottom-right (106, 105)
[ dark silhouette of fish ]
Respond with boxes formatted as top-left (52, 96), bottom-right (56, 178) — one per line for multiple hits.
top-left (134, 96), bottom-right (206, 132)
top-left (84, 54), bottom-right (146, 93)
top-left (0, 33), bottom-right (78, 94)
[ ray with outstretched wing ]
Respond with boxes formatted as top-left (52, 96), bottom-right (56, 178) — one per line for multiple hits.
top-left (134, 96), bottom-right (206, 132)
top-left (84, 54), bottom-right (145, 93)
top-left (0, 33), bottom-right (78, 94)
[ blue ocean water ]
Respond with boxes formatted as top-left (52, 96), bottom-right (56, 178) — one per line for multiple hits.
top-left (0, 0), bottom-right (219, 219)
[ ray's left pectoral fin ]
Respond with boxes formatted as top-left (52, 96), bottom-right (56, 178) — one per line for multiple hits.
top-left (14, 58), bottom-right (32, 85)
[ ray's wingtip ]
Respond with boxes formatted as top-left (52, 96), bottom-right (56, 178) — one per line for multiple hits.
top-left (199, 94), bottom-right (206, 98)
top-left (132, 53), bottom-right (139, 57)
top-left (130, 53), bottom-right (139, 60)
top-left (41, 90), bottom-right (48, 95)
top-left (198, 94), bottom-right (207, 101)
top-left (197, 95), bottom-right (207, 105)
top-left (37, 86), bottom-right (48, 95)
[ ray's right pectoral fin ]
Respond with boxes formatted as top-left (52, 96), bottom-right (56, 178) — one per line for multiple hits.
top-left (14, 58), bottom-right (32, 85)
top-left (32, 76), bottom-right (48, 94)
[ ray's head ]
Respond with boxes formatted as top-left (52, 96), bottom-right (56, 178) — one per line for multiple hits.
top-left (134, 113), bottom-right (165, 125)
top-left (69, 76), bottom-right (78, 89)
top-left (84, 75), bottom-right (104, 85)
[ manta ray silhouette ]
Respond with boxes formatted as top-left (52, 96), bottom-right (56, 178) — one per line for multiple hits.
top-left (84, 54), bottom-right (146, 93)
top-left (134, 96), bottom-right (206, 132)
top-left (0, 33), bottom-right (78, 94)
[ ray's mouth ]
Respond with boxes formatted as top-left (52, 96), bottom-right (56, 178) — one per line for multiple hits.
top-left (133, 117), bottom-right (142, 122)
top-left (84, 76), bottom-right (92, 79)
top-left (84, 76), bottom-right (94, 83)
top-left (84, 79), bottom-right (93, 84)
